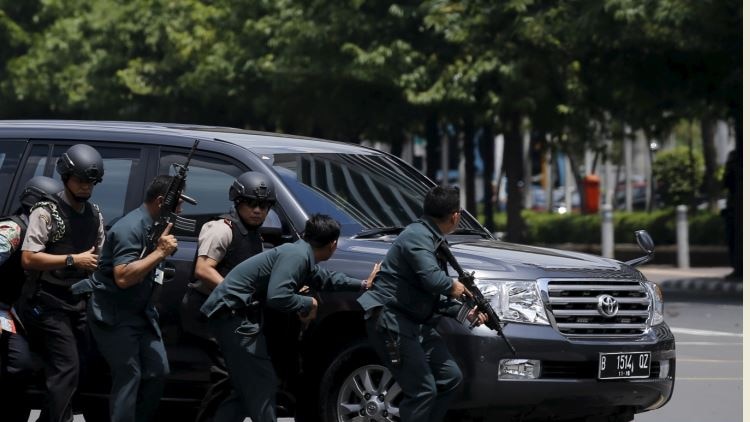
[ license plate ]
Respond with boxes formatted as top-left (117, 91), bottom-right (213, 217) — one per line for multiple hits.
top-left (598, 352), bottom-right (651, 379)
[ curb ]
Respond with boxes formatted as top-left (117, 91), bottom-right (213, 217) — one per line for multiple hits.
top-left (659, 278), bottom-right (743, 294)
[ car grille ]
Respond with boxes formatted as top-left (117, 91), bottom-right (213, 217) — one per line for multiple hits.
top-left (543, 279), bottom-right (651, 337)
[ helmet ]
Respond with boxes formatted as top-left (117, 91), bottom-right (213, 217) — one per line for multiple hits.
top-left (56, 144), bottom-right (104, 184)
top-left (20, 176), bottom-right (64, 209)
top-left (228, 172), bottom-right (276, 204)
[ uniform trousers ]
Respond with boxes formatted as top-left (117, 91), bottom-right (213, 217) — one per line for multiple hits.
top-left (208, 310), bottom-right (277, 422)
top-left (365, 312), bottom-right (463, 422)
top-left (89, 313), bottom-right (169, 422)
top-left (0, 322), bottom-right (35, 422)
top-left (20, 286), bottom-right (89, 422)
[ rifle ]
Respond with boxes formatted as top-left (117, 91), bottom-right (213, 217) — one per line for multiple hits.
top-left (144, 140), bottom-right (200, 256)
top-left (437, 240), bottom-right (516, 355)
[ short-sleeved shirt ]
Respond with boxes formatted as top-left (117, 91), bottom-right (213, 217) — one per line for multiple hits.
top-left (21, 191), bottom-right (105, 254)
top-left (89, 205), bottom-right (158, 326)
top-left (197, 219), bottom-right (233, 263)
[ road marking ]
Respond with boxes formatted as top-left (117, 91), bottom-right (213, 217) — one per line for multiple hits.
top-left (677, 342), bottom-right (742, 346)
top-left (679, 358), bottom-right (742, 363)
top-left (670, 327), bottom-right (743, 337)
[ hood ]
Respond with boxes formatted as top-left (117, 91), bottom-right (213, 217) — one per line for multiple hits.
top-left (333, 237), bottom-right (644, 281)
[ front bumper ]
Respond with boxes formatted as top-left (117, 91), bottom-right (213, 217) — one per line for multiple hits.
top-left (440, 319), bottom-right (676, 420)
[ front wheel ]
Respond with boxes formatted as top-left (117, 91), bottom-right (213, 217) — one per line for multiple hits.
top-left (320, 344), bottom-right (403, 422)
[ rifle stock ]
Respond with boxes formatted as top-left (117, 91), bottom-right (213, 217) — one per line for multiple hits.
top-left (438, 241), bottom-right (516, 355)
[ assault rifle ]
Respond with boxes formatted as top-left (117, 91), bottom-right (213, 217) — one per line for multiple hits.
top-left (437, 240), bottom-right (516, 354)
top-left (144, 140), bottom-right (200, 255)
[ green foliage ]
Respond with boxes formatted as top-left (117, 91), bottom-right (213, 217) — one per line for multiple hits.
top-left (482, 210), bottom-right (725, 246)
top-left (652, 146), bottom-right (705, 207)
top-left (0, 0), bottom-right (739, 186)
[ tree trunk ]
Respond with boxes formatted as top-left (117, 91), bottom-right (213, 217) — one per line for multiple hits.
top-left (566, 150), bottom-right (585, 214)
top-left (688, 120), bottom-right (697, 212)
top-left (700, 117), bottom-right (719, 211)
top-left (480, 124), bottom-right (495, 233)
top-left (425, 113), bottom-right (440, 182)
top-left (463, 115), bottom-right (477, 216)
top-left (503, 112), bottom-right (526, 243)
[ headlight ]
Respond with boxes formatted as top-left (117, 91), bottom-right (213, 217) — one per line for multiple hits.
top-left (476, 280), bottom-right (549, 325)
top-left (645, 281), bottom-right (664, 326)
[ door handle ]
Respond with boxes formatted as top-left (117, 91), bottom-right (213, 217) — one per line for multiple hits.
top-left (162, 261), bottom-right (177, 281)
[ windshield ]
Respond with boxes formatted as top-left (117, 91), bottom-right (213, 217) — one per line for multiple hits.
top-left (271, 152), bottom-right (487, 236)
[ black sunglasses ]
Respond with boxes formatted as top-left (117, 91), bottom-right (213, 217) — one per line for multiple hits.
top-left (242, 198), bottom-right (274, 209)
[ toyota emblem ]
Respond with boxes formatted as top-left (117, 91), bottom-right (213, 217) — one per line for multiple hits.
top-left (597, 294), bottom-right (619, 317)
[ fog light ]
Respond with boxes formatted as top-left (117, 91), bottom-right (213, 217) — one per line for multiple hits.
top-left (498, 359), bottom-right (541, 380)
top-left (659, 360), bottom-right (670, 378)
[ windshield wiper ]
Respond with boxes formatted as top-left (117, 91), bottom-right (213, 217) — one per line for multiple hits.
top-left (353, 226), bottom-right (404, 239)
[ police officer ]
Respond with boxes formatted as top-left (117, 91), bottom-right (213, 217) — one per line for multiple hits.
top-left (19, 144), bottom-right (105, 422)
top-left (184, 171), bottom-right (275, 422)
top-left (0, 176), bottom-right (63, 422)
top-left (357, 186), bottom-right (487, 422)
top-left (85, 175), bottom-right (178, 422)
top-left (200, 214), bottom-right (379, 422)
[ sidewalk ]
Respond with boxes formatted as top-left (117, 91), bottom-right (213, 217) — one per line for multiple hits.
top-left (639, 265), bottom-right (742, 297)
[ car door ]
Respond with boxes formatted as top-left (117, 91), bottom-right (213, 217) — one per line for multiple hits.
top-left (156, 145), bottom-right (300, 397)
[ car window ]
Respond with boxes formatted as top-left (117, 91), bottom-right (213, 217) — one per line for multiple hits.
top-left (50, 145), bottom-right (143, 228)
top-left (159, 150), bottom-right (246, 237)
top-left (11, 144), bottom-right (143, 227)
top-left (9, 144), bottom-right (54, 213)
top-left (0, 140), bottom-right (27, 211)
top-left (271, 153), bottom-right (485, 236)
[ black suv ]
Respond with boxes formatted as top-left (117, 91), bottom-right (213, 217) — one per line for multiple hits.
top-left (0, 121), bottom-right (674, 422)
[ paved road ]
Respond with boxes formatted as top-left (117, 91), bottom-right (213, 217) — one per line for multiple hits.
top-left (635, 293), bottom-right (742, 422)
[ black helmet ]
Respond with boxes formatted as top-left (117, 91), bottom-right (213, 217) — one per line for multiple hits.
top-left (20, 176), bottom-right (64, 209)
top-left (56, 144), bottom-right (104, 184)
top-left (229, 172), bottom-right (276, 204)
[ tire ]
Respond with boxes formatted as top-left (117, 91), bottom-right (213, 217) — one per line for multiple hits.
top-left (319, 343), bottom-right (402, 422)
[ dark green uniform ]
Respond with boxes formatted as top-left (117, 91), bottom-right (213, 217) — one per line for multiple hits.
top-left (200, 239), bottom-right (363, 422)
top-left (87, 205), bottom-right (169, 422)
top-left (357, 218), bottom-right (463, 422)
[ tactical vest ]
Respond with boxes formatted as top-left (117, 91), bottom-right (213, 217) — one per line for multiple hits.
top-left (215, 211), bottom-right (263, 277)
top-left (0, 215), bottom-right (27, 305)
top-left (42, 199), bottom-right (100, 286)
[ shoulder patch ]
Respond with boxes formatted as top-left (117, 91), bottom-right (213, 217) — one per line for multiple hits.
top-left (31, 200), bottom-right (65, 242)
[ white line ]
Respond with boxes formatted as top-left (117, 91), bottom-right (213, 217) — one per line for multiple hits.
top-left (670, 327), bottom-right (743, 337)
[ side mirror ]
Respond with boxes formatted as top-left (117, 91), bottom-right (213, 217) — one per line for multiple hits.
top-left (634, 230), bottom-right (654, 255)
top-left (625, 230), bottom-right (655, 267)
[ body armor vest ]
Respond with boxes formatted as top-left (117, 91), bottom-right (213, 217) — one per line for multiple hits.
top-left (43, 200), bottom-right (99, 286)
top-left (215, 211), bottom-right (263, 277)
